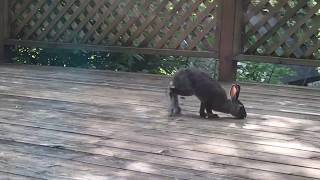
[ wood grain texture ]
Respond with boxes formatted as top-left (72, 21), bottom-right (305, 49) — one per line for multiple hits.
top-left (0, 64), bottom-right (320, 179)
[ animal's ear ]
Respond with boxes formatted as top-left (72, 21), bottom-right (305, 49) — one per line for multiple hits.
top-left (230, 84), bottom-right (240, 101)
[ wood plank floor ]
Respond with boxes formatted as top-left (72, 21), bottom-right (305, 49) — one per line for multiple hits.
top-left (0, 64), bottom-right (320, 180)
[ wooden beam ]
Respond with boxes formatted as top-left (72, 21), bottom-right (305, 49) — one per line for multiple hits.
top-left (218, 0), bottom-right (243, 82)
top-left (236, 54), bottom-right (320, 67)
top-left (4, 39), bottom-right (219, 58)
top-left (0, 0), bottom-right (9, 64)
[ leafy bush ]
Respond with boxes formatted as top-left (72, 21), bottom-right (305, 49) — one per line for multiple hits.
top-left (237, 62), bottom-right (296, 84)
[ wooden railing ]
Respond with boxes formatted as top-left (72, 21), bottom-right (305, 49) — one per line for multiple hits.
top-left (0, 0), bottom-right (319, 81)
top-left (3, 0), bottom-right (220, 56)
top-left (237, 0), bottom-right (320, 67)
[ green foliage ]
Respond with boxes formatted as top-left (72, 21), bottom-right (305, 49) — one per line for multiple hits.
top-left (237, 62), bottom-right (296, 84)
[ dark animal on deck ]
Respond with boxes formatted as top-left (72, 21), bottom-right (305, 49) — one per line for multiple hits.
top-left (169, 68), bottom-right (246, 119)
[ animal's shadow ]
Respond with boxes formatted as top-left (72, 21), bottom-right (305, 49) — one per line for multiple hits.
top-left (168, 112), bottom-right (248, 128)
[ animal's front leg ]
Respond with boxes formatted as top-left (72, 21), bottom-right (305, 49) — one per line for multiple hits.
top-left (199, 102), bottom-right (206, 118)
top-left (205, 104), bottom-right (219, 118)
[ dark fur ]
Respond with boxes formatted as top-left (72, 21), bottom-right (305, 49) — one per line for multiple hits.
top-left (169, 68), bottom-right (247, 119)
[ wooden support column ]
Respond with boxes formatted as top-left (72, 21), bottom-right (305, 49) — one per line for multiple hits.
top-left (218, 0), bottom-right (244, 82)
top-left (0, 0), bottom-right (9, 64)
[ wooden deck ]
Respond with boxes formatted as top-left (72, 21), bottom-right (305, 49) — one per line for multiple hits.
top-left (0, 65), bottom-right (320, 180)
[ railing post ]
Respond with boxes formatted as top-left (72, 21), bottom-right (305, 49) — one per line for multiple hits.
top-left (0, 0), bottom-right (9, 64)
top-left (218, 0), bottom-right (245, 82)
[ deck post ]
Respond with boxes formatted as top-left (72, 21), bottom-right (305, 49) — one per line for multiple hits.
top-left (218, 0), bottom-right (245, 82)
top-left (0, 0), bottom-right (9, 64)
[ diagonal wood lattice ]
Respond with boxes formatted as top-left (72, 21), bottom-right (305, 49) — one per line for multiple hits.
top-left (9, 0), bottom-right (219, 54)
top-left (244, 0), bottom-right (320, 60)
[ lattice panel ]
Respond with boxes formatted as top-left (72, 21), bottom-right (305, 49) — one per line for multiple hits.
top-left (9, 0), bottom-right (219, 52)
top-left (244, 0), bottom-right (320, 60)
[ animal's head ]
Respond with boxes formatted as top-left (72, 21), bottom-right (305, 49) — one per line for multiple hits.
top-left (229, 84), bottom-right (247, 119)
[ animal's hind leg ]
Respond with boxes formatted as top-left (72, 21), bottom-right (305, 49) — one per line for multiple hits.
top-left (169, 87), bottom-right (181, 116)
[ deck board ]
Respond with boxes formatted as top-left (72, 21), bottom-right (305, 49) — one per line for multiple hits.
top-left (0, 64), bottom-right (320, 180)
